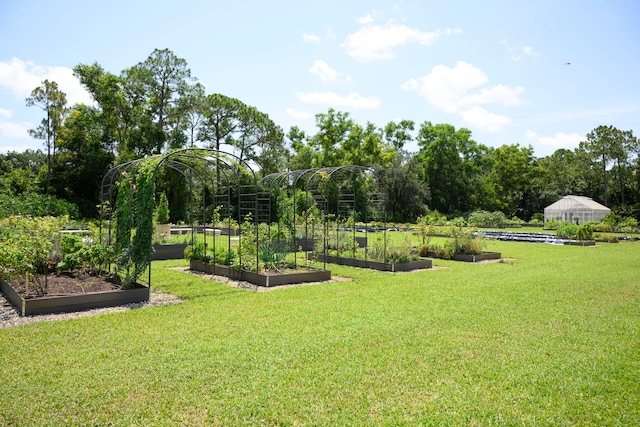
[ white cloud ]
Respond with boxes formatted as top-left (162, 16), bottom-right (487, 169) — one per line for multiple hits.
top-left (357, 10), bottom-right (380, 26)
top-left (402, 61), bottom-right (524, 132)
top-left (458, 106), bottom-right (511, 133)
top-left (0, 57), bottom-right (93, 105)
top-left (0, 120), bottom-right (31, 139)
top-left (0, 107), bottom-right (31, 139)
top-left (285, 108), bottom-right (314, 120)
top-left (460, 84), bottom-right (524, 109)
top-left (502, 40), bottom-right (539, 61)
top-left (296, 91), bottom-right (381, 109)
top-left (401, 61), bottom-right (489, 113)
top-left (525, 130), bottom-right (583, 151)
top-left (341, 22), bottom-right (451, 62)
top-left (309, 60), bottom-right (351, 83)
top-left (302, 33), bottom-right (321, 43)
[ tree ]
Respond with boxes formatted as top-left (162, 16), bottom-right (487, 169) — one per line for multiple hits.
top-left (535, 148), bottom-right (588, 208)
top-left (415, 122), bottom-right (472, 214)
top-left (122, 48), bottom-right (195, 154)
top-left (198, 94), bottom-right (245, 151)
top-left (55, 105), bottom-right (114, 217)
top-left (580, 125), bottom-right (621, 206)
top-left (311, 108), bottom-right (352, 167)
top-left (26, 80), bottom-right (68, 193)
top-left (485, 144), bottom-right (537, 218)
top-left (74, 63), bottom-right (128, 157)
top-left (287, 126), bottom-right (315, 170)
top-left (375, 156), bottom-right (429, 222)
top-left (383, 120), bottom-right (415, 153)
top-left (181, 82), bottom-right (207, 146)
top-left (228, 106), bottom-right (286, 176)
top-left (341, 122), bottom-right (397, 168)
top-left (0, 150), bottom-right (45, 196)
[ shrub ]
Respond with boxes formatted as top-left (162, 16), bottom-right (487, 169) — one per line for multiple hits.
top-left (575, 224), bottom-right (593, 241)
top-left (0, 216), bottom-right (69, 296)
top-left (420, 210), bottom-right (448, 225)
top-left (530, 213), bottom-right (544, 224)
top-left (467, 210), bottom-right (507, 227)
top-left (0, 193), bottom-right (79, 219)
top-left (556, 224), bottom-right (579, 239)
top-left (154, 192), bottom-right (170, 224)
top-left (385, 245), bottom-right (416, 264)
top-left (544, 219), bottom-right (562, 229)
top-left (450, 227), bottom-right (485, 255)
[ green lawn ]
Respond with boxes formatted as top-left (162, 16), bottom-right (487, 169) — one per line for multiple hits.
top-left (1, 239), bottom-right (639, 425)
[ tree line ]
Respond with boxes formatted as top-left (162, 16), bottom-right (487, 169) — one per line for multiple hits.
top-left (1, 48), bottom-right (638, 222)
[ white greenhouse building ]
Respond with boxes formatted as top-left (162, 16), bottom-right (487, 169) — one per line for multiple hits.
top-left (544, 195), bottom-right (611, 225)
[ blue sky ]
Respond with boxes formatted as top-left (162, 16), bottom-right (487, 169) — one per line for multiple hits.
top-left (1, 0), bottom-right (639, 157)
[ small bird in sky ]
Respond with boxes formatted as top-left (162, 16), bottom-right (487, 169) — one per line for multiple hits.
top-left (562, 61), bottom-right (572, 65)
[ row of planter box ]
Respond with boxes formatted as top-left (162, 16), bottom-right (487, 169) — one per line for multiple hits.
top-left (1, 250), bottom-right (502, 317)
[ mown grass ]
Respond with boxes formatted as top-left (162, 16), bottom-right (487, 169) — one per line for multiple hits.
top-left (1, 239), bottom-right (639, 425)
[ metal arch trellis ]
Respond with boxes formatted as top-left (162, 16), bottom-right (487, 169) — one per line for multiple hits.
top-left (305, 166), bottom-right (386, 266)
top-left (259, 165), bottom-right (387, 269)
top-left (100, 148), bottom-right (262, 288)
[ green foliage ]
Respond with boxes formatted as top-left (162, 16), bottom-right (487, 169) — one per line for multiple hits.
top-left (154, 191), bottom-right (170, 224)
top-left (0, 192), bottom-right (79, 219)
top-left (448, 226), bottom-right (485, 255)
top-left (0, 216), bottom-right (68, 295)
top-left (529, 213), bottom-right (544, 224)
top-left (557, 224), bottom-right (593, 240)
top-left (184, 241), bottom-right (237, 266)
top-left (575, 224), bottom-right (593, 240)
top-left (421, 210), bottom-right (448, 225)
top-left (544, 219), bottom-right (562, 229)
top-left (113, 158), bottom-right (161, 286)
top-left (415, 215), bottom-right (436, 248)
top-left (556, 224), bottom-right (579, 239)
top-left (467, 210), bottom-right (508, 227)
top-left (56, 234), bottom-right (112, 274)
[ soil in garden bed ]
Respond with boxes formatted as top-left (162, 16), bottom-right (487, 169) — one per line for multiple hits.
top-left (11, 271), bottom-right (122, 298)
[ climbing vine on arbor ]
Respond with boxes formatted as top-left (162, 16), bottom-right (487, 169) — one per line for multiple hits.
top-left (114, 157), bottom-right (161, 285)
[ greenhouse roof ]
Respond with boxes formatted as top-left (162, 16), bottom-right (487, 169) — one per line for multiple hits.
top-left (545, 195), bottom-right (610, 211)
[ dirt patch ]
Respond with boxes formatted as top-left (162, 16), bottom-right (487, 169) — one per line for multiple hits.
top-left (12, 271), bottom-right (122, 297)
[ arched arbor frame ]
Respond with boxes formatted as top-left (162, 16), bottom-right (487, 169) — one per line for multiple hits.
top-left (259, 165), bottom-right (388, 269)
top-left (100, 148), bottom-right (265, 287)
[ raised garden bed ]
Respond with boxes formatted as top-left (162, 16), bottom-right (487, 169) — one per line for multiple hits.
top-left (310, 253), bottom-right (432, 272)
top-left (564, 240), bottom-right (596, 246)
top-left (153, 243), bottom-right (188, 260)
top-left (0, 276), bottom-right (149, 316)
top-left (426, 251), bottom-right (502, 263)
top-left (189, 260), bottom-right (331, 287)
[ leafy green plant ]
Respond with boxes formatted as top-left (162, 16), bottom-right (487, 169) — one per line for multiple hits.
top-left (449, 227), bottom-right (485, 255)
top-left (184, 242), bottom-right (211, 263)
top-left (114, 158), bottom-right (161, 286)
top-left (575, 224), bottom-right (593, 241)
top-left (556, 224), bottom-right (579, 239)
top-left (467, 210), bottom-right (507, 227)
top-left (0, 215), bottom-right (68, 296)
top-left (154, 191), bottom-right (170, 224)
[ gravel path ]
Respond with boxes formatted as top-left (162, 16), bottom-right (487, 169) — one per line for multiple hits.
top-left (0, 290), bottom-right (183, 329)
